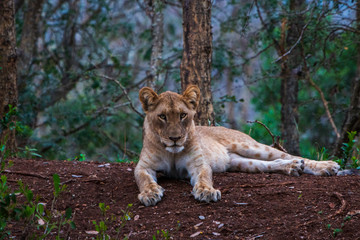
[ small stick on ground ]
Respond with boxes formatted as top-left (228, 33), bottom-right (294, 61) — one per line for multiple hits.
top-left (238, 181), bottom-right (296, 189)
top-left (61, 178), bottom-right (107, 185)
top-left (328, 192), bottom-right (346, 219)
top-left (299, 192), bottom-right (346, 228)
top-left (4, 170), bottom-right (48, 180)
top-left (247, 120), bottom-right (287, 153)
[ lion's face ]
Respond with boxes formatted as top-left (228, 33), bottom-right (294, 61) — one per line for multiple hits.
top-left (139, 85), bottom-right (200, 153)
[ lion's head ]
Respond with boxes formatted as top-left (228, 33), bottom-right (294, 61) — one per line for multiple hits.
top-left (139, 85), bottom-right (200, 153)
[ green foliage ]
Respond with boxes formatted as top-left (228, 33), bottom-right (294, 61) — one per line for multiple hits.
top-left (334, 131), bottom-right (359, 169)
top-left (0, 138), bottom-right (11, 171)
top-left (151, 220), bottom-right (181, 240)
top-left (92, 203), bottom-right (132, 240)
top-left (17, 146), bottom-right (42, 159)
top-left (68, 153), bottom-right (87, 162)
top-left (0, 166), bottom-right (75, 238)
top-left (152, 229), bottom-right (170, 240)
top-left (310, 147), bottom-right (330, 162)
top-left (0, 105), bottom-right (17, 131)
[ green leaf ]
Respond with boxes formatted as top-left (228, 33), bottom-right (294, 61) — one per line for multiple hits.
top-left (53, 174), bottom-right (60, 194)
top-left (65, 207), bottom-right (72, 219)
top-left (25, 190), bottom-right (33, 202)
top-left (69, 221), bottom-right (76, 229)
top-left (37, 203), bottom-right (44, 215)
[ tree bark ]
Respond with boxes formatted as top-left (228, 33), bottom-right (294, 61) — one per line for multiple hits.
top-left (17, 0), bottom-right (45, 92)
top-left (280, 0), bottom-right (305, 155)
top-left (333, 1), bottom-right (360, 158)
top-left (0, 0), bottom-right (18, 152)
top-left (180, 0), bottom-right (215, 126)
top-left (147, 0), bottom-right (164, 90)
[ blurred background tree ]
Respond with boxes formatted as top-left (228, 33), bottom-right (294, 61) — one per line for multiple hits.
top-left (1, 0), bottom-right (358, 162)
top-left (181, 0), bottom-right (215, 126)
top-left (0, 0), bottom-right (18, 153)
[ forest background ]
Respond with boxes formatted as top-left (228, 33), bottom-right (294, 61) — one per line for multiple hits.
top-left (1, 0), bottom-right (360, 166)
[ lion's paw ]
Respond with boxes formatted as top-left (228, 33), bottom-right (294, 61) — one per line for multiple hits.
top-left (192, 184), bottom-right (221, 203)
top-left (138, 183), bottom-right (164, 206)
top-left (274, 159), bottom-right (304, 176)
top-left (288, 159), bottom-right (305, 176)
top-left (305, 161), bottom-right (340, 176)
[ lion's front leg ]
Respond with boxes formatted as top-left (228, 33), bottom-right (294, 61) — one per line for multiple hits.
top-left (134, 165), bottom-right (164, 206)
top-left (188, 163), bottom-right (221, 203)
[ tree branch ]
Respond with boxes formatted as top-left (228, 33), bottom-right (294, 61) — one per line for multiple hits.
top-left (300, 48), bottom-right (340, 138)
top-left (247, 120), bottom-right (287, 153)
top-left (274, 20), bottom-right (310, 63)
top-left (99, 130), bottom-right (139, 159)
top-left (254, 0), bottom-right (282, 55)
top-left (97, 74), bottom-right (145, 118)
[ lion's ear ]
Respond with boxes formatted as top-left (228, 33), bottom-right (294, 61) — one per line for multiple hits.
top-left (139, 87), bottom-right (159, 112)
top-left (183, 85), bottom-right (200, 110)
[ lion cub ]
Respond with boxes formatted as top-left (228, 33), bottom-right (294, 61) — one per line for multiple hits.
top-left (135, 85), bottom-right (340, 206)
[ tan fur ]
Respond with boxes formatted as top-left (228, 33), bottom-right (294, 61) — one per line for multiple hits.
top-left (135, 86), bottom-right (340, 206)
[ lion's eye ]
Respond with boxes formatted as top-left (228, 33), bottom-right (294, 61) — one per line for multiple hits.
top-left (180, 113), bottom-right (187, 119)
top-left (159, 114), bottom-right (166, 120)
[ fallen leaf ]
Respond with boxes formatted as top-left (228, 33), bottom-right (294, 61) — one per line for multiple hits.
top-left (194, 222), bottom-right (203, 229)
top-left (38, 219), bottom-right (45, 226)
top-left (190, 231), bottom-right (202, 238)
top-left (347, 210), bottom-right (360, 216)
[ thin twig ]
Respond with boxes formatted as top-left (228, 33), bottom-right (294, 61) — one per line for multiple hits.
top-left (274, 20), bottom-right (310, 63)
top-left (99, 130), bottom-right (139, 159)
top-left (247, 120), bottom-right (287, 152)
top-left (238, 181), bottom-right (296, 189)
top-left (248, 120), bottom-right (275, 143)
top-left (300, 49), bottom-right (340, 138)
top-left (299, 192), bottom-right (346, 227)
top-left (328, 192), bottom-right (347, 218)
top-left (274, 4), bottom-right (317, 63)
top-left (61, 178), bottom-right (106, 185)
top-left (254, 0), bottom-right (282, 55)
top-left (98, 74), bottom-right (145, 118)
top-left (4, 170), bottom-right (48, 179)
top-left (241, 0), bottom-right (255, 36)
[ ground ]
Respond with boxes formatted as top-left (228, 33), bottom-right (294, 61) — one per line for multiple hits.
top-left (4, 158), bottom-right (360, 239)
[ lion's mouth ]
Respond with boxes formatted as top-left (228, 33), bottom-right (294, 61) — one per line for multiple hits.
top-left (165, 145), bottom-right (184, 153)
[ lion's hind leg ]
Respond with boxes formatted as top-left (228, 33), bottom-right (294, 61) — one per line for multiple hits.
top-left (227, 142), bottom-right (291, 161)
top-left (226, 141), bottom-right (339, 176)
top-left (228, 153), bottom-right (304, 176)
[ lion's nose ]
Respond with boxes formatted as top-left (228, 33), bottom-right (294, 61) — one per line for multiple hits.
top-left (169, 136), bottom-right (181, 142)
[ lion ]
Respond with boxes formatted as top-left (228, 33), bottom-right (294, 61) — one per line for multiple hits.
top-left (135, 85), bottom-right (340, 206)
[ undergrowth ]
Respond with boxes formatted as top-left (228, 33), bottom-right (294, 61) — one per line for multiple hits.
top-left (334, 131), bottom-right (360, 169)
top-left (92, 202), bottom-right (132, 240)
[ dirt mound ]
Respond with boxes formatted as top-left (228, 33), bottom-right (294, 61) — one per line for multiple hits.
top-left (4, 158), bottom-right (360, 239)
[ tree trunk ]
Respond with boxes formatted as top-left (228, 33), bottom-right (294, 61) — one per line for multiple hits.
top-left (280, 0), bottom-right (305, 155)
top-left (147, 0), bottom-right (164, 90)
top-left (0, 0), bottom-right (18, 152)
top-left (17, 0), bottom-right (45, 92)
top-left (333, 1), bottom-right (360, 158)
top-left (180, 0), bottom-right (215, 126)
top-left (226, 66), bottom-right (237, 129)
